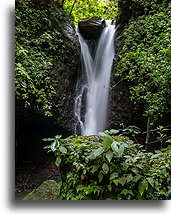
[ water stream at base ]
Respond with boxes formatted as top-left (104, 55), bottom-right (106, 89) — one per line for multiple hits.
top-left (75, 21), bottom-right (116, 135)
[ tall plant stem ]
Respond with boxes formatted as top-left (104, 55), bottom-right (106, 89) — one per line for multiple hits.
top-left (69, 0), bottom-right (77, 15)
top-left (145, 117), bottom-right (150, 150)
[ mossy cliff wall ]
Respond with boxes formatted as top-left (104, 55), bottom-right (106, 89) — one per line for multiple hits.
top-left (15, 0), bottom-right (80, 135)
top-left (110, 0), bottom-right (171, 131)
top-left (109, 0), bottom-right (145, 129)
top-left (15, 0), bottom-right (80, 164)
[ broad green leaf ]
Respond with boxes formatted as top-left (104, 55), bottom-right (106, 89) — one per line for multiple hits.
top-left (102, 163), bottom-right (109, 174)
top-left (102, 136), bottom-right (113, 151)
top-left (110, 172), bottom-right (118, 180)
top-left (118, 145), bottom-right (125, 157)
top-left (128, 190), bottom-right (134, 195)
top-left (121, 162), bottom-right (129, 171)
top-left (154, 180), bottom-right (160, 190)
top-left (119, 176), bottom-right (127, 186)
top-left (50, 142), bottom-right (57, 152)
top-left (91, 165), bottom-right (99, 173)
top-left (98, 171), bottom-right (103, 183)
top-left (55, 156), bottom-right (61, 166)
top-left (165, 139), bottom-right (171, 143)
top-left (138, 181), bottom-right (145, 196)
top-left (109, 129), bottom-right (120, 135)
top-left (98, 132), bottom-right (108, 136)
top-left (146, 177), bottom-right (155, 187)
top-left (131, 168), bottom-right (139, 174)
top-left (124, 155), bottom-right (134, 162)
top-left (113, 179), bottom-right (119, 186)
top-left (76, 185), bottom-right (84, 192)
top-left (59, 146), bottom-right (67, 154)
top-left (111, 141), bottom-right (119, 154)
top-left (89, 147), bottom-right (104, 159)
top-left (106, 150), bottom-right (113, 162)
top-left (151, 154), bottom-right (160, 159)
top-left (138, 180), bottom-right (148, 196)
top-left (107, 184), bottom-right (112, 192)
top-left (88, 152), bottom-right (95, 159)
top-left (127, 174), bottom-right (133, 183)
top-left (121, 189), bottom-right (129, 195)
top-left (133, 174), bottom-right (142, 182)
top-left (55, 135), bottom-right (62, 139)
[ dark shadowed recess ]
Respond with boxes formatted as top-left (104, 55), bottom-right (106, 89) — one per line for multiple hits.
top-left (15, 110), bottom-right (71, 194)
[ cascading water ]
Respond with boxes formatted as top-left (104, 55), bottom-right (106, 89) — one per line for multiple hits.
top-left (75, 21), bottom-right (116, 135)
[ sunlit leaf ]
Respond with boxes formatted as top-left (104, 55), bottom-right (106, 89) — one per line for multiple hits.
top-left (102, 163), bottom-right (109, 174)
top-left (111, 141), bottom-right (119, 154)
top-left (55, 156), bottom-right (61, 166)
top-left (59, 146), bottom-right (67, 154)
top-left (98, 171), bottom-right (103, 183)
top-left (106, 150), bottom-right (113, 162)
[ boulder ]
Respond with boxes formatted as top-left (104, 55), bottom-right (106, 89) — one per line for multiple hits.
top-left (23, 180), bottom-right (61, 200)
top-left (78, 17), bottom-right (106, 40)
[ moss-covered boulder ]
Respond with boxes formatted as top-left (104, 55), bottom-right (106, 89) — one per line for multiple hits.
top-left (23, 180), bottom-right (60, 200)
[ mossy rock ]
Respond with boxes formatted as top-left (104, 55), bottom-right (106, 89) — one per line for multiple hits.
top-left (23, 180), bottom-right (61, 200)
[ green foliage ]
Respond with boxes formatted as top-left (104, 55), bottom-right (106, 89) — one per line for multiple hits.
top-left (116, 0), bottom-right (171, 122)
top-left (44, 130), bottom-right (171, 200)
top-left (156, 125), bottom-right (170, 148)
top-left (57, 0), bottom-right (118, 24)
top-left (131, 0), bottom-right (171, 14)
top-left (15, 0), bottom-right (66, 116)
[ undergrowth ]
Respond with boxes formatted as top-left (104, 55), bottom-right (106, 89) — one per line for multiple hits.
top-left (44, 129), bottom-right (171, 200)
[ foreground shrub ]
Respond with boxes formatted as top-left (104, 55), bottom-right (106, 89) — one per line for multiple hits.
top-left (44, 130), bottom-right (171, 200)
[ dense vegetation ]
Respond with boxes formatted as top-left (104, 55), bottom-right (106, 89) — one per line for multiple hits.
top-left (44, 129), bottom-right (171, 200)
top-left (15, 0), bottom-right (117, 119)
top-left (116, 0), bottom-right (171, 129)
top-left (15, 0), bottom-right (57, 116)
top-left (15, 0), bottom-right (171, 121)
top-left (15, 0), bottom-right (78, 119)
top-left (56, 0), bottom-right (118, 24)
top-left (15, 0), bottom-right (171, 200)
top-left (42, 0), bottom-right (171, 200)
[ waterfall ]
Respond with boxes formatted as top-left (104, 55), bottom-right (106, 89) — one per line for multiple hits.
top-left (75, 21), bottom-right (116, 135)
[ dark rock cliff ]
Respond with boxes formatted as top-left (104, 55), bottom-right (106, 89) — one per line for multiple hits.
top-left (78, 17), bottom-right (106, 40)
top-left (15, 0), bottom-right (80, 167)
top-left (49, 3), bottom-right (80, 132)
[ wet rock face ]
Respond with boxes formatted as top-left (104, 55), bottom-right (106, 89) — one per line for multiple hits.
top-left (108, 75), bottom-right (146, 131)
top-left (78, 17), bottom-right (106, 40)
top-left (48, 3), bottom-right (80, 132)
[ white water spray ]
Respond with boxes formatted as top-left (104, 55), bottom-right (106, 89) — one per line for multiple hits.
top-left (75, 22), bottom-right (116, 135)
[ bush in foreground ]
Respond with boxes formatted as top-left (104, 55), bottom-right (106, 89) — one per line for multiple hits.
top-left (44, 130), bottom-right (171, 200)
